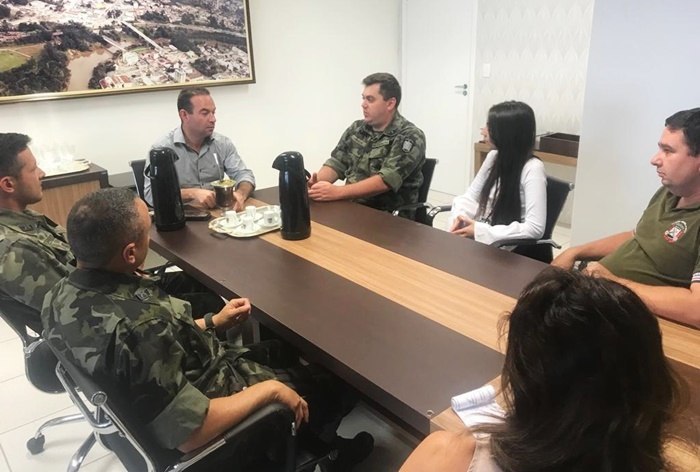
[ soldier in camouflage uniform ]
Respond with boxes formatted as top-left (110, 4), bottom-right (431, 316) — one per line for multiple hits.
top-left (42, 188), bottom-right (373, 469)
top-left (0, 133), bottom-right (221, 333)
top-left (0, 133), bottom-right (74, 333)
top-left (309, 72), bottom-right (426, 214)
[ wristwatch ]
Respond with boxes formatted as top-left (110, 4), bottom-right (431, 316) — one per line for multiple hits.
top-left (204, 313), bottom-right (216, 331)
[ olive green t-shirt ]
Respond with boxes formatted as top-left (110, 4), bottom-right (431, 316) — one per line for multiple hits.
top-left (600, 188), bottom-right (700, 287)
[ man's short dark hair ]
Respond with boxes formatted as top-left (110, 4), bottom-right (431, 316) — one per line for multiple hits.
top-left (362, 72), bottom-right (402, 107)
top-left (0, 133), bottom-right (31, 178)
top-left (67, 188), bottom-right (144, 267)
top-left (665, 107), bottom-right (700, 156)
top-left (177, 87), bottom-right (211, 114)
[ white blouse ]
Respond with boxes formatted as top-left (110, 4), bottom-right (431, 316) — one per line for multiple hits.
top-left (448, 150), bottom-right (547, 245)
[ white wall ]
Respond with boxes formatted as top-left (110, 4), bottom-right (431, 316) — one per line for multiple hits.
top-left (0, 0), bottom-right (402, 189)
top-left (572, 0), bottom-right (700, 244)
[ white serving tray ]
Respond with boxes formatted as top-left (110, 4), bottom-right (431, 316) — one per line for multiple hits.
top-left (208, 205), bottom-right (281, 238)
top-left (42, 159), bottom-right (90, 178)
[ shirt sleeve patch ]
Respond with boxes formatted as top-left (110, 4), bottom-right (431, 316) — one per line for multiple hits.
top-left (402, 140), bottom-right (414, 153)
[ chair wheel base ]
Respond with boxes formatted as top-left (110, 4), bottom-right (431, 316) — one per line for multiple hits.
top-left (27, 435), bottom-right (45, 454)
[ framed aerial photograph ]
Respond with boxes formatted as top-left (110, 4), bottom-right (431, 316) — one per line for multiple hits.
top-left (0, 0), bottom-right (254, 104)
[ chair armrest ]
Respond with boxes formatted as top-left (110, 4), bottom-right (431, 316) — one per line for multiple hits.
top-left (178, 402), bottom-right (296, 468)
top-left (391, 203), bottom-right (451, 218)
top-left (391, 202), bottom-right (433, 216)
top-left (427, 204), bottom-right (451, 220)
top-left (491, 238), bottom-right (561, 249)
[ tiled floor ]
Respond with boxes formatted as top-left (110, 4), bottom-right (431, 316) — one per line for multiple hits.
top-left (0, 190), bottom-right (572, 471)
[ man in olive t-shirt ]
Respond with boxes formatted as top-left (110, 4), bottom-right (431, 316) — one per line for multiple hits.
top-left (553, 108), bottom-right (700, 328)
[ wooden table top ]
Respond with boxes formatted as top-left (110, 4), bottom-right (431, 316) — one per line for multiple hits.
top-left (149, 187), bottom-right (699, 453)
top-left (149, 188), bottom-right (544, 435)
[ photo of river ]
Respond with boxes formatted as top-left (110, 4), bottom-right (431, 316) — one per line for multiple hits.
top-left (67, 49), bottom-right (113, 91)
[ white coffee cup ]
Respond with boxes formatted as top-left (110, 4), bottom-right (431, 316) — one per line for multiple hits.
top-left (225, 210), bottom-right (239, 226)
top-left (241, 214), bottom-right (255, 232)
top-left (245, 205), bottom-right (257, 219)
top-left (263, 209), bottom-right (276, 226)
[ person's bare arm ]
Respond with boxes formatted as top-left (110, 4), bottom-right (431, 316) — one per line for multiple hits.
top-left (585, 263), bottom-right (700, 328)
top-left (181, 188), bottom-right (216, 209)
top-left (552, 231), bottom-right (634, 269)
top-left (309, 175), bottom-right (389, 202)
top-left (233, 182), bottom-right (254, 211)
top-left (313, 166), bottom-right (339, 183)
top-left (400, 431), bottom-right (476, 472)
top-left (179, 379), bottom-right (308, 453)
top-left (194, 298), bottom-right (251, 331)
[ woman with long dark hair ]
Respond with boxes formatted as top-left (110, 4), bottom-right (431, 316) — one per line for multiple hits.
top-left (400, 268), bottom-right (683, 472)
top-left (449, 101), bottom-right (546, 245)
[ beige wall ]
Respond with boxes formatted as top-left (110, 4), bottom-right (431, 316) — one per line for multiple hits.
top-left (0, 0), bottom-right (402, 190)
top-left (471, 0), bottom-right (595, 225)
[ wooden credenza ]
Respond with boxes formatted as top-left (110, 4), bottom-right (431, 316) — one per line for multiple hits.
top-left (474, 141), bottom-right (578, 175)
top-left (29, 164), bottom-right (109, 227)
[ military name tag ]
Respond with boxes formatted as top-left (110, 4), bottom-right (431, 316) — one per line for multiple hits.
top-left (135, 287), bottom-right (154, 302)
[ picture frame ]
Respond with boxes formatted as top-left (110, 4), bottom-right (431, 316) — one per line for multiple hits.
top-left (0, 0), bottom-right (254, 104)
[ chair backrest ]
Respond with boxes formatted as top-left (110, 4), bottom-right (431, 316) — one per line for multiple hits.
top-left (0, 300), bottom-right (63, 393)
top-left (512, 175), bottom-right (573, 263)
top-left (128, 159), bottom-right (147, 202)
top-left (48, 339), bottom-right (176, 472)
top-left (542, 175), bottom-right (574, 240)
top-left (418, 158), bottom-right (438, 204)
top-left (48, 338), bottom-right (299, 472)
top-left (414, 158), bottom-right (438, 224)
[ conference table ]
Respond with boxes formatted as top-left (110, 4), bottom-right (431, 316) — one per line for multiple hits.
top-left (149, 187), bottom-right (699, 466)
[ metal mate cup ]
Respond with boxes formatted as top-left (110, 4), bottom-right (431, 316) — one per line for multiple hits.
top-left (211, 179), bottom-right (236, 209)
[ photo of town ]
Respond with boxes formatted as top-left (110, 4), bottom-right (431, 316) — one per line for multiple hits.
top-left (0, 0), bottom-right (253, 102)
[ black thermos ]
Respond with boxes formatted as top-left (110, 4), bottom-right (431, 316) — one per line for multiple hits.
top-left (272, 151), bottom-right (311, 240)
top-left (146, 148), bottom-right (186, 231)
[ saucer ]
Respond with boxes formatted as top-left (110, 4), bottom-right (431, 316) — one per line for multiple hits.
top-left (209, 205), bottom-right (281, 238)
top-left (235, 223), bottom-right (260, 236)
top-left (215, 219), bottom-right (241, 230)
top-left (260, 218), bottom-right (280, 228)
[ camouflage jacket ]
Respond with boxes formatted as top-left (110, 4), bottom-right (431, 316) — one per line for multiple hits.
top-left (42, 269), bottom-right (275, 450)
top-left (324, 112), bottom-right (427, 212)
top-left (0, 209), bottom-right (74, 333)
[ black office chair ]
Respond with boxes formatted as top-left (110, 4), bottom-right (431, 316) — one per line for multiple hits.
top-left (0, 300), bottom-right (95, 471)
top-left (424, 176), bottom-right (574, 263)
top-left (492, 176), bottom-right (574, 263)
top-left (128, 159), bottom-right (149, 206)
top-left (47, 339), bottom-right (333, 472)
top-left (391, 158), bottom-right (438, 224)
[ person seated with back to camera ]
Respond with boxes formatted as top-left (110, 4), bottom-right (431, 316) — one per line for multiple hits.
top-left (42, 188), bottom-right (374, 471)
top-left (448, 101), bottom-right (546, 246)
top-left (400, 267), bottom-right (685, 472)
top-left (0, 133), bottom-right (224, 329)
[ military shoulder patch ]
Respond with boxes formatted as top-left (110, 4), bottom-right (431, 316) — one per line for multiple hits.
top-left (402, 140), bottom-right (414, 152)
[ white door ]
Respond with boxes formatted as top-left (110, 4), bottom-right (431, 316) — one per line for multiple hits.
top-left (401, 0), bottom-right (477, 196)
